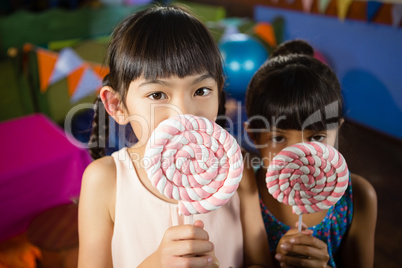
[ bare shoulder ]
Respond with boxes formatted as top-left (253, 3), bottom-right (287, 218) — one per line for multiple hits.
top-left (350, 173), bottom-right (377, 227)
top-left (350, 173), bottom-right (377, 207)
top-left (82, 156), bottom-right (117, 187)
top-left (80, 156), bottom-right (117, 209)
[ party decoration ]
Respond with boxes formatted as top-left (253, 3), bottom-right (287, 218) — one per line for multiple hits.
top-left (266, 142), bottom-right (349, 230)
top-left (68, 64), bottom-right (102, 103)
top-left (254, 22), bottom-right (277, 47)
top-left (301, 0), bottom-right (314, 13)
top-left (27, 44), bottom-right (109, 103)
top-left (144, 114), bottom-right (244, 216)
top-left (36, 48), bottom-right (58, 92)
top-left (318, 0), bottom-right (331, 14)
top-left (336, 0), bottom-right (353, 21)
top-left (392, 3), bottom-right (402, 27)
top-left (49, 48), bottom-right (83, 85)
top-left (367, 1), bottom-right (383, 22)
top-left (219, 33), bottom-right (269, 100)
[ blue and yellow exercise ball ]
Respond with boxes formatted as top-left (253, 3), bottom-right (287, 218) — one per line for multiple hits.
top-left (219, 33), bottom-right (269, 100)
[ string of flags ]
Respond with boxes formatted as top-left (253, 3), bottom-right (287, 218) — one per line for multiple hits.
top-left (284, 0), bottom-right (402, 26)
top-left (24, 44), bottom-right (109, 103)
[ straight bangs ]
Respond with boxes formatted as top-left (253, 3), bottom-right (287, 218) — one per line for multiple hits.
top-left (247, 64), bottom-right (343, 132)
top-left (109, 6), bottom-right (223, 99)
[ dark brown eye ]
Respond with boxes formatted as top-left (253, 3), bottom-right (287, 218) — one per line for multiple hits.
top-left (310, 135), bottom-right (326, 142)
top-left (149, 92), bottom-right (166, 100)
top-left (272, 136), bottom-right (285, 143)
top-left (194, 88), bottom-right (210, 96)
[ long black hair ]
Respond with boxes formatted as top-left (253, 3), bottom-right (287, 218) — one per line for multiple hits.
top-left (245, 39), bottom-right (343, 133)
top-left (89, 5), bottom-right (226, 159)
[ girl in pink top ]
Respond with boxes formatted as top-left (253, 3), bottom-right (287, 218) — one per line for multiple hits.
top-left (78, 5), bottom-right (271, 268)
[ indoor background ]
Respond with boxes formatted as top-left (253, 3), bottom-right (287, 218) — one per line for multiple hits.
top-left (0, 0), bottom-right (401, 267)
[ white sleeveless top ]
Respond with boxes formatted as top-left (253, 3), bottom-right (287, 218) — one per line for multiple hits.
top-left (111, 147), bottom-right (243, 268)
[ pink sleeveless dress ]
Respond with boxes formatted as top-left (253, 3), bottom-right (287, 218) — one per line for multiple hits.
top-left (111, 147), bottom-right (243, 267)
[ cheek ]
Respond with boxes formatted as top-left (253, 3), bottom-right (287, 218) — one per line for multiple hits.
top-left (259, 147), bottom-right (280, 168)
top-left (325, 131), bottom-right (339, 147)
top-left (199, 94), bottom-right (219, 121)
top-left (128, 116), bottom-right (151, 146)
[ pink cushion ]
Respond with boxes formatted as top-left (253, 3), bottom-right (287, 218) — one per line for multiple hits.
top-left (0, 114), bottom-right (91, 241)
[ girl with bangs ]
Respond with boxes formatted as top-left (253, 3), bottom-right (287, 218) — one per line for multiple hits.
top-left (245, 40), bottom-right (377, 267)
top-left (78, 5), bottom-right (271, 268)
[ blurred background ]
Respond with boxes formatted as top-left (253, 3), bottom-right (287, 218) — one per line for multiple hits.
top-left (0, 0), bottom-right (401, 267)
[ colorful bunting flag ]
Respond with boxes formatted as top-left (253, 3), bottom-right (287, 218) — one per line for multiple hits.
top-left (392, 3), bottom-right (402, 27)
top-left (29, 44), bottom-right (109, 102)
top-left (49, 48), bottom-right (83, 86)
top-left (302, 0), bottom-right (314, 13)
top-left (67, 65), bottom-right (86, 97)
top-left (254, 22), bottom-right (277, 47)
top-left (91, 63), bottom-right (109, 82)
top-left (318, 0), bottom-right (331, 14)
top-left (367, 1), bottom-right (383, 22)
top-left (36, 48), bottom-right (58, 93)
top-left (337, 0), bottom-right (353, 21)
top-left (70, 65), bottom-right (102, 103)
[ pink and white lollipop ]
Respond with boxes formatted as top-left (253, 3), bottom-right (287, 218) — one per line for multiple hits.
top-left (144, 114), bottom-right (244, 216)
top-left (265, 142), bottom-right (349, 230)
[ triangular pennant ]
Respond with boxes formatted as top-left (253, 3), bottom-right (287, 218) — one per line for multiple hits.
top-left (67, 65), bottom-right (86, 97)
top-left (318, 0), bottom-right (331, 14)
top-left (392, 4), bottom-right (402, 27)
top-left (91, 63), bottom-right (109, 81)
top-left (36, 48), bottom-right (58, 93)
top-left (254, 22), bottom-right (277, 47)
top-left (70, 66), bottom-right (102, 103)
top-left (49, 48), bottom-right (84, 86)
top-left (367, 1), bottom-right (383, 22)
top-left (337, 0), bottom-right (353, 21)
top-left (272, 16), bottom-right (285, 45)
top-left (302, 0), bottom-right (314, 13)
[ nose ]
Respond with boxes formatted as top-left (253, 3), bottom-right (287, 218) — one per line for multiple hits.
top-left (169, 95), bottom-right (194, 117)
top-left (290, 136), bottom-right (308, 145)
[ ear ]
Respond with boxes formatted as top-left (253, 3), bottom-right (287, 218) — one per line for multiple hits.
top-left (100, 86), bottom-right (129, 125)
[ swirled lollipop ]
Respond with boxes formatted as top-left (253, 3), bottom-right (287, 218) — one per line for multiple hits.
top-left (266, 142), bottom-right (349, 222)
top-left (144, 114), bottom-right (244, 216)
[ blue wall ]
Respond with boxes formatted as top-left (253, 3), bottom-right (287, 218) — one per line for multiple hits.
top-left (255, 6), bottom-right (402, 140)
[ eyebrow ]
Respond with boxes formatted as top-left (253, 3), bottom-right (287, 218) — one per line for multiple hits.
top-left (138, 73), bottom-right (214, 88)
top-left (138, 79), bottom-right (169, 88)
top-left (193, 74), bottom-right (214, 84)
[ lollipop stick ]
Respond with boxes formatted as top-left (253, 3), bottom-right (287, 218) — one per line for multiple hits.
top-left (185, 215), bottom-right (193, 225)
top-left (298, 214), bottom-right (303, 233)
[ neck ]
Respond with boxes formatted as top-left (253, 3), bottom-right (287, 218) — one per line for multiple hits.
top-left (128, 146), bottom-right (178, 204)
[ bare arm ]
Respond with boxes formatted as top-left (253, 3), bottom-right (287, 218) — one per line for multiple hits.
top-left (238, 161), bottom-right (273, 267)
top-left (78, 157), bottom-right (217, 268)
top-left (78, 157), bottom-right (116, 268)
top-left (339, 173), bottom-right (377, 268)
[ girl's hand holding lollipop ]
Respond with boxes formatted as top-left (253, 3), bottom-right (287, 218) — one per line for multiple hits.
top-left (265, 142), bottom-right (349, 267)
